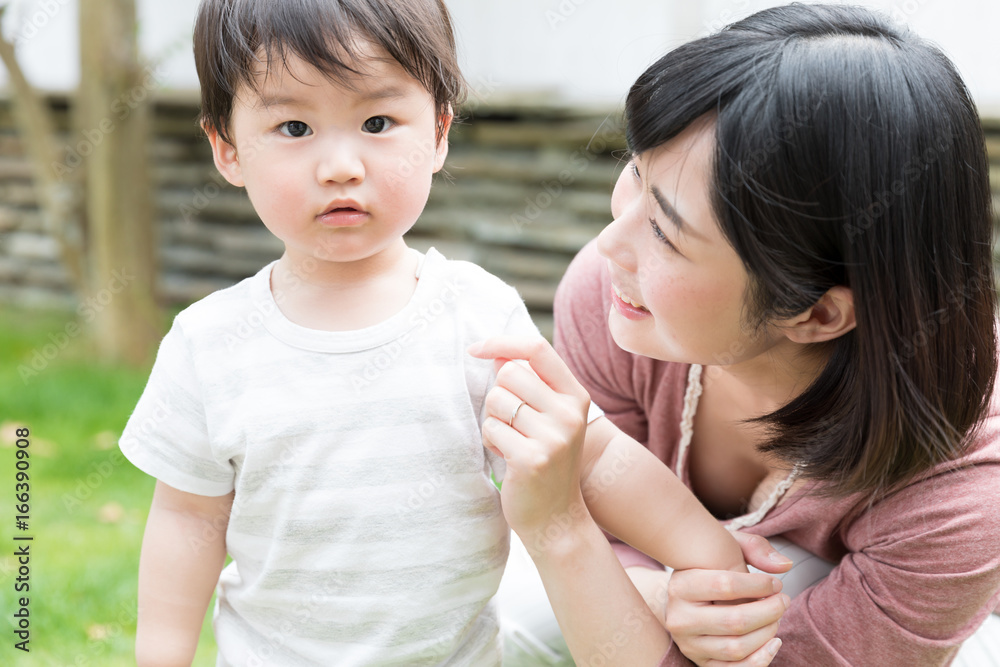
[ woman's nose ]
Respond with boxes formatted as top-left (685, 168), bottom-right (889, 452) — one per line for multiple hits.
top-left (597, 174), bottom-right (639, 273)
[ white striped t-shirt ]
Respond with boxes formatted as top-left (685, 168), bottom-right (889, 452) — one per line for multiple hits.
top-left (121, 248), bottom-right (539, 666)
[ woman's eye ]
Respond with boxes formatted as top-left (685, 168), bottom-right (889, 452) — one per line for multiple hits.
top-left (363, 116), bottom-right (393, 134)
top-left (278, 121), bottom-right (312, 138)
top-left (650, 218), bottom-right (679, 254)
top-left (631, 161), bottom-right (641, 180)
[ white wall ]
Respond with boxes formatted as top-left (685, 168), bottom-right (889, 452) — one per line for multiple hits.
top-left (1, 0), bottom-right (998, 111)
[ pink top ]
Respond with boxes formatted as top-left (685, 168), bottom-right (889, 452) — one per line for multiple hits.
top-left (554, 241), bottom-right (1000, 666)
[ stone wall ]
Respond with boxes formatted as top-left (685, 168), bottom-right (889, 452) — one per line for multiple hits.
top-left (1, 94), bottom-right (998, 339)
top-left (0, 94), bottom-right (630, 337)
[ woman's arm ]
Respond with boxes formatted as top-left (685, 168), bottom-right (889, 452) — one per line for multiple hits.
top-left (472, 337), bottom-right (676, 665)
top-left (762, 457), bottom-right (1000, 666)
top-left (136, 481), bottom-right (232, 667)
top-left (471, 336), bottom-right (785, 666)
top-left (581, 417), bottom-right (745, 573)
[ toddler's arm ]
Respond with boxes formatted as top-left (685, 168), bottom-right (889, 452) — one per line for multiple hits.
top-left (579, 417), bottom-right (746, 574)
top-left (136, 481), bottom-right (232, 667)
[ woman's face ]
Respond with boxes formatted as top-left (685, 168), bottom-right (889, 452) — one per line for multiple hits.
top-left (598, 120), bottom-right (785, 366)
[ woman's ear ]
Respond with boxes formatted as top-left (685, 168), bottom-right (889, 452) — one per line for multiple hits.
top-left (204, 122), bottom-right (245, 187)
top-left (432, 108), bottom-right (454, 173)
top-left (782, 286), bottom-right (856, 344)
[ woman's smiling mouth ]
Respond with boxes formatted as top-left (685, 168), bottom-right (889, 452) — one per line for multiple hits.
top-left (611, 283), bottom-right (651, 319)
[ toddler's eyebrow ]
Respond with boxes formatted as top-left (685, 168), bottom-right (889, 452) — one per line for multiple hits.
top-left (255, 84), bottom-right (408, 111)
top-left (363, 84), bottom-right (408, 101)
top-left (255, 94), bottom-right (302, 110)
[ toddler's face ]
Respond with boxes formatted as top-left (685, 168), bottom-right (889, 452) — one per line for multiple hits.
top-left (209, 45), bottom-right (448, 268)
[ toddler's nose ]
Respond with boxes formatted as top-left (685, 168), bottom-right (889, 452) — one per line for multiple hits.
top-left (317, 142), bottom-right (365, 184)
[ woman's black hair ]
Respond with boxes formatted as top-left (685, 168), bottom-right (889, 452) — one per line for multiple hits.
top-left (626, 3), bottom-right (997, 497)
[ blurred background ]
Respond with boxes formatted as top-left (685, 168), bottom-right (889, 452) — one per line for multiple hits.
top-left (0, 0), bottom-right (997, 663)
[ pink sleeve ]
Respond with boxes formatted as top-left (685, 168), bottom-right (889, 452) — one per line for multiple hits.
top-left (773, 453), bottom-right (1000, 665)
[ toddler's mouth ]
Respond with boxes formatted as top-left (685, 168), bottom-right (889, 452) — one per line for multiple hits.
top-left (317, 201), bottom-right (368, 226)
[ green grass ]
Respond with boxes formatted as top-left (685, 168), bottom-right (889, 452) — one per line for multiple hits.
top-left (0, 305), bottom-right (217, 665)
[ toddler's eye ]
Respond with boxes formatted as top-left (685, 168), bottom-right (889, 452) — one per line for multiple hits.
top-left (363, 116), bottom-right (393, 134)
top-left (631, 161), bottom-right (641, 180)
top-left (279, 121), bottom-right (312, 138)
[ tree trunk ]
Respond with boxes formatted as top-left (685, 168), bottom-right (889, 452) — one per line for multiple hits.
top-left (77, 0), bottom-right (161, 364)
top-left (0, 8), bottom-right (86, 297)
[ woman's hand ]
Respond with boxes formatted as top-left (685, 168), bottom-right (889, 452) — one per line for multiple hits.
top-left (468, 336), bottom-right (592, 546)
top-left (666, 532), bottom-right (792, 666)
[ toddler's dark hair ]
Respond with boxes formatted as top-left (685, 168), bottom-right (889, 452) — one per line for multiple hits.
top-left (194, 0), bottom-right (465, 144)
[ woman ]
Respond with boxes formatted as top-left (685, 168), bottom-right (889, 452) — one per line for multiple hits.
top-left (472, 4), bottom-right (1000, 666)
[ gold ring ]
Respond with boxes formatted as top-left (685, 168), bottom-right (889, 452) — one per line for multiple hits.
top-left (508, 400), bottom-right (526, 428)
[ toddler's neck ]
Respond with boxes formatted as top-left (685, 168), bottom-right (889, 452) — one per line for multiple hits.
top-left (268, 243), bottom-right (421, 331)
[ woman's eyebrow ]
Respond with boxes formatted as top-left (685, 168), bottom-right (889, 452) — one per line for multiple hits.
top-left (650, 185), bottom-right (705, 242)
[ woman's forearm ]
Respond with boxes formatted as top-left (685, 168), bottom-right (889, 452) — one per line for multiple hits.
top-left (523, 509), bottom-right (672, 666)
top-left (581, 418), bottom-right (745, 573)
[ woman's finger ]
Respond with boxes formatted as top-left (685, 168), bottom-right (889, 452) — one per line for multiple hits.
top-left (491, 359), bottom-right (554, 411)
top-left (668, 568), bottom-right (782, 604)
top-left (689, 621), bottom-right (780, 662)
top-left (483, 384), bottom-right (539, 433)
top-left (468, 336), bottom-right (588, 400)
top-left (702, 637), bottom-right (782, 667)
top-left (667, 593), bottom-right (789, 638)
top-left (481, 415), bottom-right (531, 461)
top-left (733, 532), bottom-right (793, 575)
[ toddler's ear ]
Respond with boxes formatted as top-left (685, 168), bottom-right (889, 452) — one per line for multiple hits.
top-left (432, 108), bottom-right (454, 173)
top-left (204, 122), bottom-right (245, 187)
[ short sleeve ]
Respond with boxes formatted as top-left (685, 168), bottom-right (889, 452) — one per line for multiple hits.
top-left (119, 319), bottom-right (235, 496)
top-left (770, 457), bottom-right (1000, 666)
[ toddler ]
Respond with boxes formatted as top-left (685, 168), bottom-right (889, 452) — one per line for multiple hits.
top-left (121, 1), bottom-right (745, 665)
